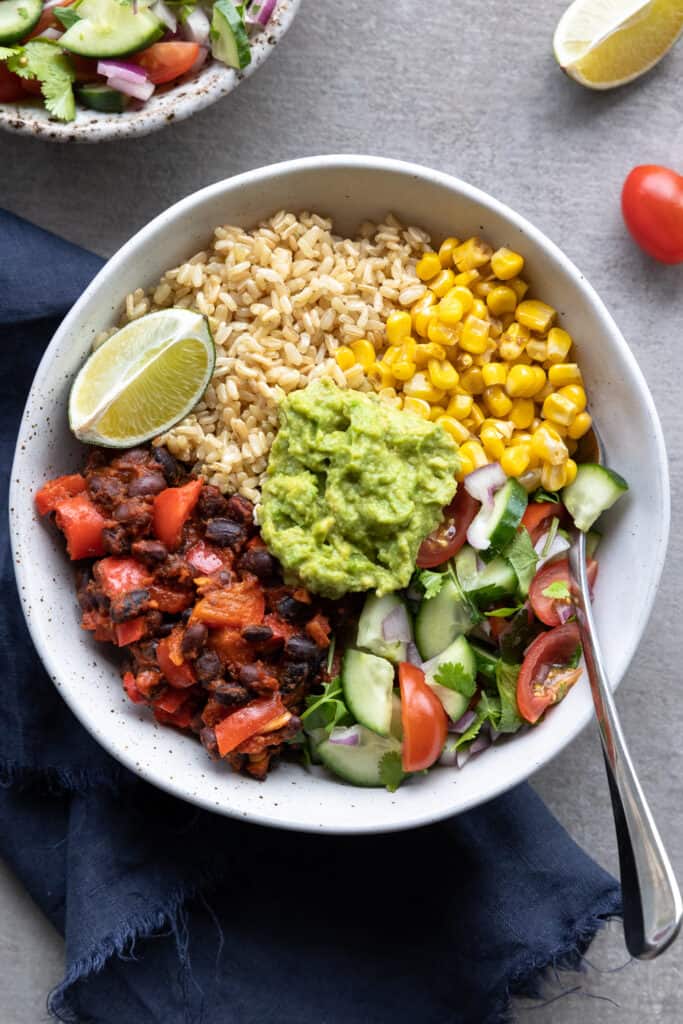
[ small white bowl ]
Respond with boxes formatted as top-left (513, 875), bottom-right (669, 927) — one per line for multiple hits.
top-left (0, 0), bottom-right (301, 143)
top-left (10, 156), bottom-right (670, 833)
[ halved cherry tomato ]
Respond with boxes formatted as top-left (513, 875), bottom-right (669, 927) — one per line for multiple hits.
top-left (35, 474), bottom-right (86, 516)
top-left (622, 165), bottom-right (683, 265)
top-left (529, 557), bottom-right (598, 627)
top-left (157, 628), bottom-right (196, 688)
top-left (416, 487), bottom-right (480, 568)
top-left (214, 695), bottom-right (287, 756)
top-left (135, 42), bottom-right (200, 85)
top-left (54, 494), bottom-right (107, 560)
top-left (0, 65), bottom-right (25, 102)
top-left (153, 479), bottom-right (202, 551)
top-left (398, 662), bottom-right (448, 772)
top-left (517, 622), bottom-right (583, 724)
top-left (520, 501), bottom-right (565, 546)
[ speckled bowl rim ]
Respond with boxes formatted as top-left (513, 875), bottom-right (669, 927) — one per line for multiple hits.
top-left (0, 0), bottom-right (301, 143)
top-left (10, 156), bottom-right (671, 833)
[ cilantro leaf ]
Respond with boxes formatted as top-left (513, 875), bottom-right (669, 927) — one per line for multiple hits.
top-left (54, 7), bottom-right (82, 28)
top-left (485, 604), bottom-right (523, 618)
top-left (533, 488), bottom-right (560, 504)
top-left (495, 661), bottom-right (524, 733)
top-left (540, 515), bottom-right (560, 557)
top-left (7, 41), bottom-right (75, 122)
top-left (503, 527), bottom-right (538, 596)
top-left (434, 661), bottom-right (476, 699)
top-left (379, 750), bottom-right (404, 792)
top-left (542, 580), bottom-right (571, 600)
top-left (301, 676), bottom-right (352, 735)
top-left (454, 691), bottom-right (501, 749)
top-left (418, 569), bottom-right (447, 601)
top-left (0, 46), bottom-right (20, 61)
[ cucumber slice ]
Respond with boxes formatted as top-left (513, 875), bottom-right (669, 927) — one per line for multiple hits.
top-left (471, 641), bottom-right (499, 683)
top-left (454, 546), bottom-right (518, 606)
top-left (211, 0), bottom-right (251, 70)
top-left (562, 463), bottom-right (628, 532)
top-left (60, 0), bottom-right (163, 58)
top-left (468, 479), bottom-right (527, 556)
top-left (356, 592), bottom-right (410, 664)
top-left (0, 0), bottom-right (41, 45)
top-left (77, 82), bottom-right (129, 113)
top-left (414, 575), bottom-right (476, 660)
top-left (341, 648), bottom-right (394, 737)
top-left (422, 636), bottom-right (476, 722)
top-left (318, 727), bottom-right (402, 787)
top-left (586, 529), bottom-right (601, 559)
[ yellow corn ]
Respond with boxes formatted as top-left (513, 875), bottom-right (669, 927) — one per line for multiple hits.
top-left (382, 345), bottom-right (402, 367)
top-left (399, 337), bottom-right (417, 362)
top-left (568, 411), bottom-right (592, 440)
top-left (436, 415), bottom-right (471, 443)
top-left (448, 286), bottom-right (474, 315)
top-left (548, 362), bottom-right (582, 387)
top-left (486, 418), bottom-right (514, 440)
top-left (428, 358), bottom-right (459, 391)
top-left (473, 279), bottom-right (495, 298)
top-left (459, 366), bottom-right (486, 395)
top-left (428, 320), bottom-right (461, 348)
top-left (473, 343), bottom-right (498, 367)
top-left (491, 247), bottom-right (525, 281)
top-left (471, 298), bottom-right (488, 320)
top-left (518, 467), bottom-right (543, 492)
top-left (415, 341), bottom-right (447, 365)
top-left (531, 423), bottom-right (569, 466)
top-left (385, 310), bottom-right (412, 344)
top-left (379, 387), bottom-right (401, 408)
top-left (545, 418), bottom-right (568, 437)
top-left (508, 278), bottom-right (529, 302)
top-left (416, 252), bottom-right (442, 281)
top-left (501, 445), bottom-right (531, 477)
top-left (500, 311), bottom-right (516, 331)
top-left (542, 392), bottom-right (579, 426)
top-left (486, 285), bottom-right (518, 316)
top-left (429, 403), bottom-right (448, 421)
top-left (483, 385), bottom-right (513, 418)
top-left (488, 316), bottom-right (504, 340)
top-left (559, 384), bottom-right (587, 413)
top-left (564, 458), bottom-right (578, 486)
top-left (515, 300), bottom-right (557, 333)
top-left (460, 316), bottom-right (490, 354)
top-left (403, 396), bottom-right (432, 419)
top-left (447, 393), bottom-right (474, 420)
top-left (403, 371), bottom-right (445, 403)
top-left (459, 439), bottom-right (488, 469)
top-left (452, 237), bottom-right (493, 272)
top-left (480, 424), bottom-right (506, 461)
top-left (509, 397), bottom-right (535, 429)
top-left (525, 338), bottom-right (548, 362)
top-left (541, 462), bottom-right (568, 491)
top-left (430, 269), bottom-right (457, 298)
top-left (455, 351), bottom-right (474, 372)
top-left (456, 452), bottom-right (475, 481)
top-left (367, 362), bottom-right (395, 388)
top-left (498, 322), bottom-right (530, 361)
top-left (350, 338), bottom-right (375, 368)
top-left (505, 364), bottom-right (546, 398)
top-left (481, 362), bottom-right (508, 387)
top-left (335, 346), bottom-right (356, 371)
top-left (412, 294), bottom-right (438, 337)
top-left (392, 360), bottom-right (417, 381)
top-left (437, 296), bottom-right (465, 327)
top-left (535, 381), bottom-right (554, 403)
top-left (466, 402), bottom-right (486, 429)
top-left (546, 327), bottom-right (572, 363)
top-left (438, 236), bottom-right (461, 267)
top-left (454, 269), bottom-right (480, 288)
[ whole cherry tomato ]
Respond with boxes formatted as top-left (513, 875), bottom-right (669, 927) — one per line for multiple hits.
top-left (622, 165), bottom-right (683, 264)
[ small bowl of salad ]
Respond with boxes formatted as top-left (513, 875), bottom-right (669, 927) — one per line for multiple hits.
top-left (0, 0), bottom-right (301, 141)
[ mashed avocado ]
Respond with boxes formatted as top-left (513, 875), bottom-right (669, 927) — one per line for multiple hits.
top-left (260, 379), bottom-right (459, 598)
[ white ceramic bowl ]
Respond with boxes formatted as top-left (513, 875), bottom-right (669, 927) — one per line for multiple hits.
top-left (10, 156), bottom-right (670, 833)
top-left (0, 0), bottom-right (300, 143)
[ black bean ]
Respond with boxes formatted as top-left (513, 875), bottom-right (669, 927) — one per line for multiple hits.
top-left (110, 589), bottom-right (150, 623)
top-left (195, 649), bottom-right (222, 683)
top-left (128, 472), bottom-right (166, 497)
top-left (225, 495), bottom-right (254, 525)
top-left (285, 634), bottom-right (320, 660)
top-left (237, 548), bottom-right (277, 579)
top-left (205, 518), bottom-right (246, 549)
top-left (181, 622), bottom-right (208, 657)
top-left (145, 610), bottom-right (163, 634)
top-left (181, 607), bottom-right (193, 624)
top-left (153, 446), bottom-right (183, 485)
top-left (131, 539), bottom-right (168, 565)
top-left (280, 661), bottom-right (311, 692)
top-left (199, 726), bottom-right (219, 760)
top-left (276, 595), bottom-right (312, 624)
top-left (241, 625), bottom-right (274, 644)
top-left (198, 485), bottom-right (228, 518)
top-left (218, 569), bottom-right (233, 586)
top-left (157, 622), bottom-right (174, 638)
top-left (212, 681), bottom-right (250, 706)
top-left (102, 525), bottom-right (130, 556)
top-left (238, 664), bottom-right (262, 687)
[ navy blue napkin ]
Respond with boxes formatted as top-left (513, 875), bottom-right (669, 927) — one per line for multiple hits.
top-left (0, 209), bottom-right (621, 1024)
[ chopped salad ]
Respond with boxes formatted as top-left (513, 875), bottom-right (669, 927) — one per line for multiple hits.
top-left (0, 0), bottom-right (277, 121)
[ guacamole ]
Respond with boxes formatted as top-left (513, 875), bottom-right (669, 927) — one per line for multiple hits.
top-left (260, 379), bottom-right (460, 598)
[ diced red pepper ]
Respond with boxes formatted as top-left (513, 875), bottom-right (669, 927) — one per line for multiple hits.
top-left (54, 494), bottom-right (107, 560)
top-left (153, 479), bottom-right (202, 551)
top-left (115, 617), bottom-right (146, 647)
top-left (148, 585), bottom-right (194, 615)
top-left (154, 687), bottom-right (191, 714)
top-left (154, 704), bottom-right (195, 729)
top-left (214, 695), bottom-right (287, 757)
top-left (185, 540), bottom-right (226, 575)
top-left (306, 613), bottom-right (331, 648)
top-left (94, 557), bottom-right (152, 598)
top-left (123, 671), bottom-right (145, 704)
top-left (192, 579), bottom-right (265, 628)
top-left (35, 474), bottom-right (86, 516)
top-left (209, 627), bottom-right (252, 666)
top-left (157, 628), bottom-right (196, 688)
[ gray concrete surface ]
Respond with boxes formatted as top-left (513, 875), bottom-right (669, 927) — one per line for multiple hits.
top-left (1, 1), bottom-right (682, 1020)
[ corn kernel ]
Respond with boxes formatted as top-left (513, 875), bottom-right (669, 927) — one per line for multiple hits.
top-left (499, 339), bottom-right (524, 361)
top-left (453, 237), bottom-right (493, 272)
top-left (506, 364), bottom-right (546, 399)
top-left (378, 387), bottom-right (401, 408)
top-left (457, 453), bottom-right (475, 481)
top-left (525, 338), bottom-right (548, 362)
top-left (448, 286), bottom-right (474, 315)
top-left (559, 384), bottom-right (587, 413)
top-left (488, 316), bottom-right (504, 340)
top-left (500, 311), bottom-right (516, 331)
top-left (459, 366), bottom-right (485, 395)
top-left (568, 411), bottom-right (592, 440)
top-left (461, 316), bottom-right (490, 354)
top-left (392, 360), bottom-right (417, 382)
top-left (473, 279), bottom-right (495, 298)
top-left (386, 310), bottom-right (412, 345)
top-left (535, 381), bottom-right (554, 403)
top-left (436, 296), bottom-right (465, 327)
top-left (415, 341), bottom-right (447, 365)
top-left (548, 362), bottom-right (582, 386)
top-left (455, 351), bottom-right (474, 372)
top-left (513, 431), bottom-right (533, 445)
top-left (518, 467), bottom-right (543, 492)
top-left (480, 424), bottom-right (506, 461)
top-left (473, 343), bottom-right (498, 366)
top-left (542, 392), bottom-right (578, 426)
top-left (447, 393), bottom-right (474, 420)
top-left (499, 322), bottom-right (529, 361)
top-left (482, 362), bottom-right (508, 387)
top-left (428, 320), bottom-right (460, 348)
top-left (428, 358), bottom-right (459, 391)
top-left (546, 327), bottom-right (573, 363)
top-left (531, 416), bottom-right (543, 432)
top-left (544, 419), bottom-right (568, 437)
top-left (487, 285), bottom-right (517, 316)
top-left (531, 423), bottom-right (568, 466)
top-left (438, 236), bottom-right (461, 267)
top-left (469, 402), bottom-right (486, 428)
top-left (416, 252), bottom-right (442, 281)
top-left (399, 337), bottom-right (417, 362)
top-left (508, 278), bottom-right (529, 302)
top-left (454, 269), bottom-right (479, 288)
top-left (515, 300), bottom-right (557, 333)
top-left (430, 269), bottom-right (456, 298)
top-left (436, 415), bottom-right (471, 444)
top-left (509, 398), bottom-right (535, 429)
top-left (483, 385), bottom-right (513, 418)
top-left (564, 459), bottom-right (578, 486)
top-left (367, 362), bottom-right (395, 388)
top-left (501, 445), bottom-right (531, 477)
top-left (403, 371), bottom-right (445, 403)
top-left (382, 345), bottom-right (402, 367)
top-left (350, 338), bottom-right (375, 369)
top-left (541, 462), bottom-right (568, 491)
top-left (403, 396), bottom-right (432, 419)
top-left (335, 346), bottom-right (356, 371)
top-left (471, 298), bottom-right (488, 320)
top-left (412, 294), bottom-right (438, 337)
top-left (491, 247), bottom-right (525, 281)
top-left (459, 439), bottom-right (488, 469)
top-left (485, 418), bottom-right (514, 440)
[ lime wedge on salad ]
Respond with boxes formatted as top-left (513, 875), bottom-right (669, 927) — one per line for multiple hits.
top-left (69, 309), bottom-right (215, 447)
top-left (553, 0), bottom-right (683, 89)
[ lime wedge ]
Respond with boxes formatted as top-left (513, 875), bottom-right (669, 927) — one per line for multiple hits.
top-left (69, 309), bottom-right (215, 447)
top-left (553, 0), bottom-right (683, 89)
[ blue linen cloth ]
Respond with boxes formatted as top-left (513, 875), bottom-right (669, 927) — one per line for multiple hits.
top-left (0, 209), bottom-right (621, 1024)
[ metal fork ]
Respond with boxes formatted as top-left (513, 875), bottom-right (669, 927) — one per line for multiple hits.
top-left (567, 427), bottom-right (681, 958)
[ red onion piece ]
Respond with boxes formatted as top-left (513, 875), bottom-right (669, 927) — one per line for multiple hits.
top-left (534, 530), bottom-right (570, 568)
top-left (328, 725), bottom-right (362, 747)
top-left (469, 733), bottom-right (490, 756)
top-left (448, 709), bottom-right (477, 734)
top-left (464, 462), bottom-right (506, 508)
top-left (246, 0), bottom-right (277, 26)
top-left (187, 45), bottom-right (209, 76)
top-left (439, 743), bottom-right (457, 766)
top-left (181, 6), bottom-right (211, 45)
top-left (382, 604), bottom-right (411, 643)
top-left (406, 642), bottom-right (422, 667)
top-left (466, 514), bottom-right (492, 552)
top-left (39, 26), bottom-right (62, 39)
top-left (456, 746), bottom-right (471, 769)
top-left (98, 60), bottom-right (149, 84)
top-left (556, 602), bottom-right (575, 624)
top-left (152, 0), bottom-right (177, 32)
top-left (106, 75), bottom-right (155, 101)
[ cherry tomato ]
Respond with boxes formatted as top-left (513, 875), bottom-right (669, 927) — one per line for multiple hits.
top-left (520, 501), bottom-right (565, 546)
top-left (517, 622), bottom-right (583, 724)
top-left (398, 662), bottom-right (447, 772)
top-left (529, 557), bottom-right (598, 627)
top-left (416, 487), bottom-right (480, 568)
top-left (0, 64), bottom-right (27, 101)
top-left (622, 165), bottom-right (683, 265)
top-left (135, 42), bottom-right (201, 85)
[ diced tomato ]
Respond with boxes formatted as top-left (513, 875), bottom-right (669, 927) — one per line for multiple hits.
top-left (193, 580), bottom-right (265, 629)
top-left (0, 65), bottom-right (25, 102)
top-left (398, 662), bottom-right (448, 772)
top-left (209, 626), bottom-right (252, 666)
top-left (517, 622), bottom-right (583, 724)
top-left (529, 557), bottom-right (598, 627)
top-left (20, 78), bottom-right (43, 97)
top-left (123, 671), bottom-right (145, 704)
top-left (417, 488), bottom-right (480, 568)
top-left (154, 687), bottom-right (192, 714)
top-left (147, 584), bottom-right (193, 614)
top-left (306, 613), bottom-right (331, 648)
top-left (185, 540), bottom-right (226, 576)
top-left (115, 617), bottom-right (146, 647)
top-left (35, 474), bottom-right (86, 515)
top-left (94, 557), bottom-right (152, 598)
top-left (521, 501), bottom-right (565, 546)
top-left (154, 703), bottom-right (195, 729)
top-left (27, 0), bottom-right (73, 38)
top-left (157, 628), bottom-right (196, 688)
top-left (214, 695), bottom-right (287, 757)
top-left (135, 42), bottom-right (201, 85)
top-left (153, 479), bottom-right (202, 551)
top-left (68, 56), bottom-right (100, 83)
top-left (54, 494), bottom-right (107, 560)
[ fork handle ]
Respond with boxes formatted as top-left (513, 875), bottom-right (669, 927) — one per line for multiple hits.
top-left (569, 530), bottom-right (682, 959)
